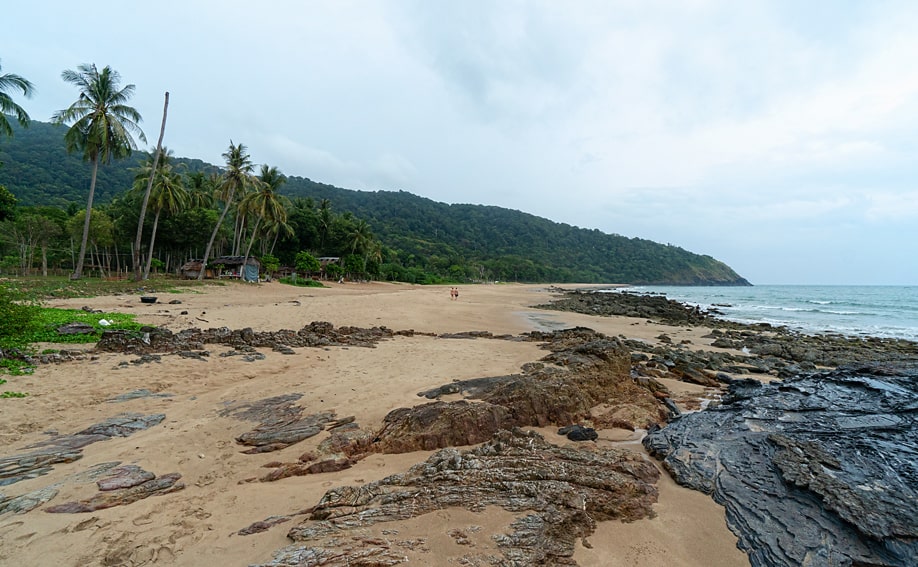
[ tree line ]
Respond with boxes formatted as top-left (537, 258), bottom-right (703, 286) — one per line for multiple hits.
top-left (0, 59), bottom-right (751, 285)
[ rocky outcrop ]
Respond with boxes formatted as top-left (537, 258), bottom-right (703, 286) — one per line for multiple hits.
top-left (45, 469), bottom-right (184, 513)
top-left (219, 394), bottom-right (345, 453)
top-left (0, 413), bottom-right (165, 487)
top-left (537, 290), bottom-right (713, 326)
top-left (643, 363), bottom-right (918, 567)
top-left (257, 429), bottom-right (660, 567)
top-left (371, 329), bottom-right (666, 454)
top-left (95, 321), bottom-right (430, 355)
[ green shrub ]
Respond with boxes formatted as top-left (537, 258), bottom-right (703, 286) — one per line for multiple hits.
top-left (278, 276), bottom-right (324, 288)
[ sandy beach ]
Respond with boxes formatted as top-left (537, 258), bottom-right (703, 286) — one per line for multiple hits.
top-left (0, 281), bottom-right (750, 566)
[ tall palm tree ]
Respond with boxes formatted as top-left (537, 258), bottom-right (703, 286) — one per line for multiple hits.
top-left (0, 59), bottom-right (35, 138)
top-left (239, 164), bottom-right (289, 281)
top-left (143, 167), bottom-right (187, 279)
top-left (53, 64), bottom-right (145, 279)
top-left (198, 141), bottom-right (253, 280)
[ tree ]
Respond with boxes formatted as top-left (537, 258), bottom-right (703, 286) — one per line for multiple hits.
top-left (132, 152), bottom-right (187, 279)
top-left (239, 164), bottom-right (289, 280)
top-left (198, 141), bottom-right (253, 280)
top-left (132, 92), bottom-right (169, 281)
top-left (0, 59), bottom-right (35, 138)
top-left (53, 64), bottom-right (145, 279)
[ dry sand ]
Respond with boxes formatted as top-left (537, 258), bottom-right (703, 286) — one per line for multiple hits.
top-left (0, 281), bottom-right (750, 566)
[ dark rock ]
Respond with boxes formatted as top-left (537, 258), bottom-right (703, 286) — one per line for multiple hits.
top-left (644, 363), bottom-right (918, 567)
top-left (558, 424), bottom-right (598, 442)
top-left (373, 401), bottom-right (512, 453)
top-left (56, 322), bottom-right (95, 335)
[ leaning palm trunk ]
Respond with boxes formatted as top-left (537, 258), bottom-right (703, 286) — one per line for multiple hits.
top-left (143, 209), bottom-right (161, 280)
top-left (133, 92), bottom-right (169, 281)
top-left (198, 194), bottom-right (234, 280)
top-left (72, 158), bottom-right (99, 279)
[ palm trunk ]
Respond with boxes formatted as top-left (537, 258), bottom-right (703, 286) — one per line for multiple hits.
top-left (133, 92), bottom-right (169, 281)
top-left (41, 244), bottom-right (48, 277)
top-left (198, 192), bottom-right (234, 280)
top-left (72, 157), bottom-right (99, 279)
top-left (143, 209), bottom-right (161, 280)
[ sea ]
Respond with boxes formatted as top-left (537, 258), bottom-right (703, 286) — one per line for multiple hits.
top-left (607, 285), bottom-right (918, 342)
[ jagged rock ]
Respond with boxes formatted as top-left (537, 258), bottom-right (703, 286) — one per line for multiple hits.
top-left (45, 472), bottom-right (184, 513)
top-left (97, 465), bottom-right (156, 491)
top-left (56, 322), bottom-right (95, 335)
top-left (644, 363), bottom-right (918, 567)
top-left (221, 394), bottom-right (336, 452)
top-left (106, 389), bottom-right (174, 403)
top-left (374, 401), bottom-right (512, 453)
top-left (558, 424), bottom-right (598, 442)
top-left (238, 515), bottom-right (293, 535)
top-left (75, 413), bottom-right (166, 437)
top-left (257, 429), bottom-right (660, 567)
top-left (0, 486), bottom-right (59, 515)
top-left (1, 414), bottom-right (164, 487)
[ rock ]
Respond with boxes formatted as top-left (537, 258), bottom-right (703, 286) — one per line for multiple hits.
top-left (256, 429), bottom-right (659, 567)
top-left (643, 363), bottom-right (918, 567)
top-left (45, 472), bottom-right (184, 513)
top-left (373, 401), bottom-right (512, 453)
top-left (96, 465), bottom-right (156, 491)
top-left (56, 322), bottom-right (95, 335)
top-left (1, 414), bottom-right (164, 487)
top-left (558, 424), bottom-right (598, 442)
top-left (221, 394), bottom-right (336, 452)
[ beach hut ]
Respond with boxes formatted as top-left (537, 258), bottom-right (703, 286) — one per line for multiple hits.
top-left (180, 256), bottom-right (262, 281)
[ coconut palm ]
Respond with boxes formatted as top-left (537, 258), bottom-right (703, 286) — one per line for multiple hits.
top-left (239, 164), bottom-right (289, 280)
top-left (143, 167), bottom-right (187, 279)
top-left (198, 141), bottom-right (254, 280)
top-left (53, 64), bottom-right (145, 279)
top-left (0, 59), bottom-right (35, 138)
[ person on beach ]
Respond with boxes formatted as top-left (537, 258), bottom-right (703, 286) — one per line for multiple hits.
top-left (454, 287), bottom-right (459, 300)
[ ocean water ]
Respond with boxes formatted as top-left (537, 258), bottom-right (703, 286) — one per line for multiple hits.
top-left (615, 285), bottom-right (918, 341)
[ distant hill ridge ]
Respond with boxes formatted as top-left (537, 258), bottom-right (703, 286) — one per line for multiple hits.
top-left (0, 120), bottom-right (750, 285)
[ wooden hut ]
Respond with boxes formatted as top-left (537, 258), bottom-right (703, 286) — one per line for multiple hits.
top-left (180, 256), bottom-right (262, 281)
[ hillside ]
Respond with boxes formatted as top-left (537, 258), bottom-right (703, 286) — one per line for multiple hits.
top-left (0, 121), bottom-right (750, 285)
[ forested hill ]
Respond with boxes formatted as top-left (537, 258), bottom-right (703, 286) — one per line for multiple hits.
top-left (0, 120), bottom-right (750, 285)
top-left (276, 176), bottom-right (749, 285)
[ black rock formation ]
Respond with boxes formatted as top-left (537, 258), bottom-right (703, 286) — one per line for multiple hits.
top-left (643, 363), bottom-right (918, 567)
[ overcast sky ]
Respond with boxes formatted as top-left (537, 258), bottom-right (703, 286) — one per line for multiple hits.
top-left (5, 0), bottom-right (918, 284)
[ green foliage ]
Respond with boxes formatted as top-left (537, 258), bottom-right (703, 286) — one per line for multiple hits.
top-left (294, 251), bottom-right (320, 274)
top-left (0, 359), bottom-right (33, 375)
top-left (0, 283), bottom-right (40, 346)
top-left (0, 121), bottom-right (751, 286)
top-left (8, 307), bottom-right (141, 347)
top-left (1, 390), bottom-right (27, 398)
top-left (261, 254), bottom-right (280, 274)
top-left (278, 276), bottom-right (324, 288)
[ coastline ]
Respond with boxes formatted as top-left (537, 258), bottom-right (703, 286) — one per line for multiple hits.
top-left (0, 282), bottom-right (756, 566)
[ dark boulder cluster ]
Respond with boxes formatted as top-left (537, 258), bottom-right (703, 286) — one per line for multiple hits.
top-left (644, 363), bottom-right (918, 567)
top-left (257, 429), bottom-right (660, 567)
top-left (95, 321), bottom-right (428, 356)
top-left (537, 289), bottom-right (713, 325)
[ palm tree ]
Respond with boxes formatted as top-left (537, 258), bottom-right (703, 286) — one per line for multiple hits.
top-left (239, 164), bottom-right (289, 281)
top-left (143, 167), bottom-right (187, 279)
top-left (198, 141), bottom-right (254, 280)
top-left (0, 59), bottom-right (35, 138)
top-left (53, 64), bottom-right (145, 279)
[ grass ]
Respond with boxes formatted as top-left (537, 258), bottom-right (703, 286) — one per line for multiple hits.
top-left (0, 274), bottom-right (212, 300)
top-left (278, 276), bottom-right (326, 288)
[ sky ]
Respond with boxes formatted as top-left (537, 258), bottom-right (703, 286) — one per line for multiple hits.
top-left (4, 0), bottom-right (918, 285)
